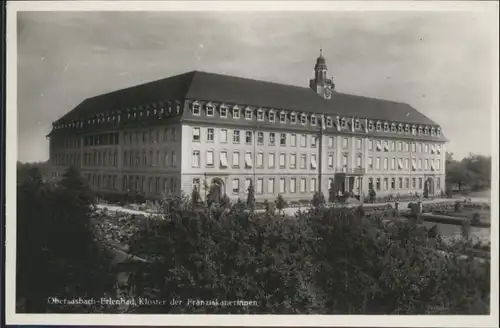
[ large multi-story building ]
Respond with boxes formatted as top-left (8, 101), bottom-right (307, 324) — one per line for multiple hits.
top-left (48, 52), bottom-right (447, 202)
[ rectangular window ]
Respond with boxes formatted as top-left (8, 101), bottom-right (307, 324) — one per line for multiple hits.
top-left (279, 178), bottom-right (286, 193)
top-left (233, 130), bottom-right (240, 143)
top-left (300, 115), bottom-right (307, 125)
top-left (257, 178), bottom-right (263, 194)
top-left (290, 154), bottom-right (297, 169)
top-left (245, 178), bottom-right (251, 194)
top-left (220, 129), bottom-right (228, 143)
top-left (425, 159), bottom-right (429, 170)
top-left (279, 153), bottom-right (286, 168)
top-left (206, 150), bottom-right (214, 167)
top-left (207, 128), bottom-right (214, 142)
top-left (404, 142), bottom-right (409, 152)
top-left (356, 155), bottom-right (362, 168)
top-left (291, 114), bottom-right (297, 124)
top-left (328, 154), bottom-right (334, 168)
top-left (391, 178), bottom-right (396, 190)
top-left (425, 144), bottom-right (429, 153)
top-left (290, 178), bottom-right (296, 193)
top-left (280, 133), bottom-right (287, 146)
top-left (405, 178), bottom-right (410, 189)
top-left (280, 112), bottom-right (286, 123)
top-left (437, 177), bottom-right (441, 190)
top-left (311, 116), bottom-right (317, 126)
top-left (291, 134), bottom-right (297, 147)
top-left (245, 109), bottom-right (252, 120)
top-left (311, 136), bottom-right (317, 148)
top-left (193, 127), bottom-right (201, 141)
top-left (418, 178), bottom-right (423, 189)
top-left (232, 152), bottom-right (240, 168)
top-left (368, 140), bottom-right (373, 151)
top-left (310, 178), bottom-right (317, 192)
top-left (356, 138), bottom-right (362, 149)
top-left (233, 108), bottom-right (240, 119)
top-left (300, 135), bottom-right (307, 147)
top-left (257, 110), bottom-right (264, 121)
top-left (220, 107), bottom-right (227, 118)
top-left (436, 159), bottom-right (441, 170)
top-left (300, 154), bottom-right (307, 169)
top-left (399, 177), bottom-right (403, 189)
top-left (269, 112), bottom-right (275, 122)
top-left (269, 133), bottom-right (276, 146)
top-left (220, 151), bottom-right (228, 168)
top-left (328, 137), bottom-right (334, 148)
top-left (300, 178), bottom-right (306, 193)
top-left (232, 179), bottom-right (239, 193)
top-left (311, 154), bottom-right (317, 169)
top-left (418, 159), bottom-right (422, 170)
top-left (405, 158), bottom-right (409, 170)
top-left (245, 152), bottom-right (253, 168)
top-left (245, 131), bottom-right (253, 144)
top-left (268, 178), bottom-right (275, 194)
top-left (397, 142), bottom-right (402, 152)
top-left (391, 157), bottom-right (396, 170)
top-left (368, 156), bottom-right (373, 169)
top-left (411, 142), bottom-right (416, 152)
top-left (192, 103), bottom-right (200, 115)
top-left (257, 152), bottom-right (264, 168)
top-left (192, 150), bottom-right (200, 168)
top-left (206, 105), bottom-right (214, 116)
top-left (257, 132), bottom-right (264, 145)
top-left (383, 157), bottom-right (388, 170)
top-left (342, 137), bottom-right (348, 149)
top-left (268, 153), bottom-right (275, 168)
top-left (412, 178), bottom-right (417, 189)
top-left (376, 157), bottom-right (381, 170)
top-left (384, 178), bottom-right (389, 190)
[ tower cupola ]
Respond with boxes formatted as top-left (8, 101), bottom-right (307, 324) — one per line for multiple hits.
top-left (309, 49), bottom-right (335, 99)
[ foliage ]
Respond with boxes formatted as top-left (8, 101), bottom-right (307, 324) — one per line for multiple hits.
top-left (123, 199), bottom-right (490, 314)
top-left (16, 166), bottom-right (116, 313)
top-left (220, 193), bottom-right (231, 209)
top-left (191, 186), bottom-right (201, 207)
top-left (247, 181), bottom-right (256, 210)
top-left (423, 181), bottom-right (429, 198)
top-left (369, 189), bottom-right (376, 203)
top-left (328, 181), bottom-right (335, 203)
top-left (446, 153), bottom-right (491, 191)
top-left (275, 194), bottom-right (286, 215)
top-left (311, 191), bottom-right (325, 209)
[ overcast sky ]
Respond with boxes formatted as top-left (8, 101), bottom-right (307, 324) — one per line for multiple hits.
top-left (16, 9), bottom-right (497, 163)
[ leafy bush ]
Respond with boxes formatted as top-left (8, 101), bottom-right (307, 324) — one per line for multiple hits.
top-left (123, 202), bottom-right (490, 314)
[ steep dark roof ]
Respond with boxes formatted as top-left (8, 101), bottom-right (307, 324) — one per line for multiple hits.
top-left (59, 70), bottom-right (438, 126)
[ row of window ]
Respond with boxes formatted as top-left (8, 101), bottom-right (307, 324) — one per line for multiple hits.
top-left (192, 127), bottom-right (443, 154)
top-left (368, 177), bottom-right (442, 192)
top-left (192, 150), bottom-right (324, 170)
top-left (122, 128), bottom-right (177, 145)
top-left (52, 152), bottom-right (81, 166)
top-left (122, 175), bottom-right (177, 194)
top-left (367, 157), bottom-right (442, 172)
top-left (84, 173), bottom-right (118, 191)
top-left (123, 150), bottom-right (177, 168)
top-left (193, 177), bottom-right (320, 195)
top-left (82, 150), bottom-right (118, 167)
top-left (191, 102), bottom-right (442, 137)
top-left (83, 133), bottom-right (120, 147)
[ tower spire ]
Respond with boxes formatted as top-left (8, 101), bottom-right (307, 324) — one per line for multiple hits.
top-left (309, 50), bottom-right (335, 99)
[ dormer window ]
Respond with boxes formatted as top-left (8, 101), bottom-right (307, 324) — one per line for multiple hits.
top-left (398, 123), bottom-right (403, 133)
top-left (326, 117), bottom-right (333, 127)
top-left (300, 114), bottom-right (307, 125)
top-left (424, 127), bottom-right (429, 135)
top-left (354, 119), bottom-right (360, 129)
top-left (280, 111), bottom-right (286, 123)
top-left (340, 118), bottom-right (346, 129)
top-left (368, 120), bottom-right (374, 131)
top-left (405, 125), bottom-right (410, 133)
top-left (431, 127), bottom-right (436, 136)
top-left (418, 126), bottom-right (423, 135)
top-left (160, 107), bottom-right (165, 115)
top-left (311, 115), bottom-right (317, 126)
top-left (176, 102), bottom-right (181, 113)
top-left (232, 107), bottom-right (240, 119)
top-left (245, 108), bottom-right (252, 120)
top-left (192, 102), bottom-right (200, 116)
top-left (376, 121), bottom-right (381, 131)
top-left (437, 127), bottom-right (441, 136)
top-left (220, 106), bottom-right (228, 118)
top-left (391, 123), bottom-right (396, 132)
top-left (383, 122), bottom-right (389, 132)
top-left (269, 110), bottom-right (276, 122)
top-left (412, 125), bottom-right (417, 135)
top-left (257, 109), bottom-right (264, 121)
top-left (290, 113), bottom-right (297, 124)
top-left (206, 104), bottom-right (214, 116)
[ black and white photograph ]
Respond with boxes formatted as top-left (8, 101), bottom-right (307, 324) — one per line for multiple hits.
top-left (5, 1), bottom-right (498, 326)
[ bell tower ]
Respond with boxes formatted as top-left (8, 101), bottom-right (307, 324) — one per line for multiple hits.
top-left (309, 49), bottom-right (335, 99)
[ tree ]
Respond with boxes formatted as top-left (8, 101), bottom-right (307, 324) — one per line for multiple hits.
top-left (275, 194), bottom-right (286, 215)
top-left (246, 180), bottom-right (255, 210)
top-left (16, 166), bottom-right (115, 313)
top-left (328, 180), bottom-right (336, 203)
top-left (423, 180), bottom-right (429, 198)
top-left (312, 191), bottom-right (325, 209)
top-left (220, 193), bottom-right (231, 209)
top-left (191, 186), bottom-right (201, 207)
